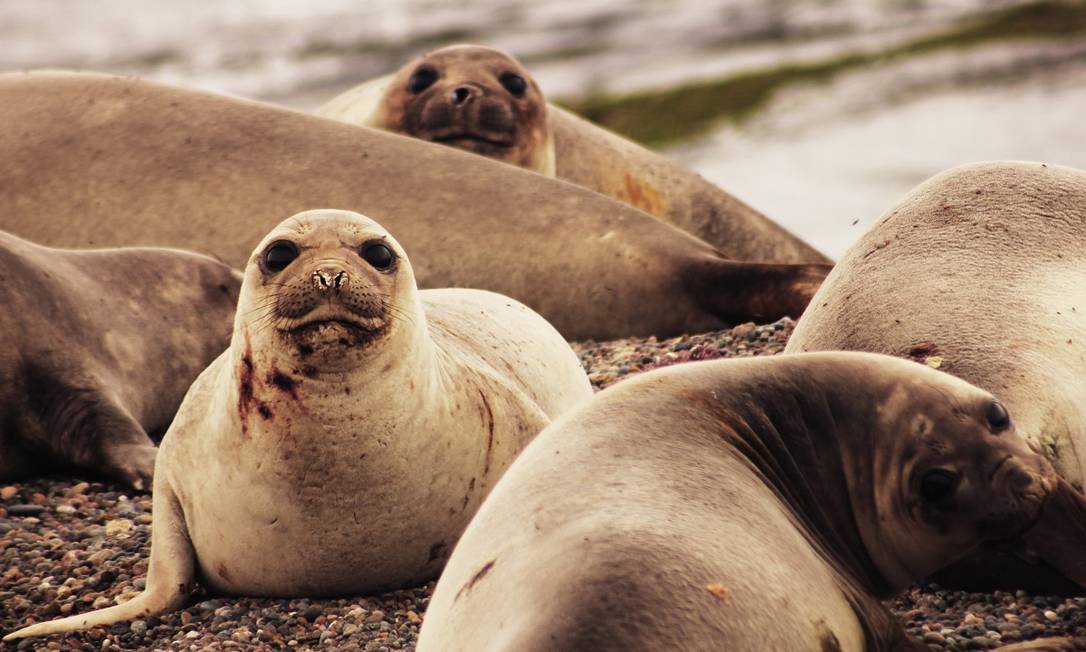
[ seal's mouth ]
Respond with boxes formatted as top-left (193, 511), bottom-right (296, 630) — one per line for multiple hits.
top-left (431, 132), bottom-right (513, 149)
top-left (283, 316), bottom-right (387, 349)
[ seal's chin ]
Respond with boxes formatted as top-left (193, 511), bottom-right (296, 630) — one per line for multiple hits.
top-left (283, 317), bottom-right (387, 350)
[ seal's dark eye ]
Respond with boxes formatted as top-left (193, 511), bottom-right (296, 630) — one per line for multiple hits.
top-left (919, 469), bottom-right (960, 510)
top-left (986, 401), bottom-right (1011, 433)
top-left (263, 241), bottom-right (298, 273)
top-left (407, 67), bottom-right (438, 94)
top-left (499, 72), bottom-right (527, 98)
top-left (361, 243), bottom-right (394, 271)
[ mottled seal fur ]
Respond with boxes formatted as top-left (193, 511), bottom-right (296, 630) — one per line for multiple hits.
top-left (0, 230), bottom-right (239, 489)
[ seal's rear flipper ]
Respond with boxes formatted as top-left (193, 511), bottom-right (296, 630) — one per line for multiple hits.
top-left (683, 256), bottom-right (832, 324)
top-left (2, 478), bottom-right (195, 641)
top-left (1020, 478), bottom-right (1086, 589)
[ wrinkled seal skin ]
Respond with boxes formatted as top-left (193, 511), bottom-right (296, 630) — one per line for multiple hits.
top-left (317, 44), bottom-right (829, 265)
top-left (785, 161), bottom-right (1086, 593)
top-left (0, 71), bottom-right (830, 341)
top-left (3, 209), bottom-right (593, 641)
top-left (0, 230), bottom-right (239, 489)
top-left (417, 353), bottom-right (1086, 652)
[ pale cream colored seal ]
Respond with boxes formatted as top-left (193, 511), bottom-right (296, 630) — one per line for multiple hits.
top-left (4, 209), bottom-right (592, 641)
top-left (0, 229), bottom-right (239, 489)
top-left (785, 160), bottom-right (1086, 592)
top-left (0, 71), bottom-right (831, 340)
top-left (318, 44), bottom-right (829, 264)
top-left (417, 353), bottom-right (1086, 651)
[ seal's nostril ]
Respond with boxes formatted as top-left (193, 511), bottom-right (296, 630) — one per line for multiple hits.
top-left (452, 87), bottom-right (472, 105)
top-left (333, 271), bottom-right (347, 289)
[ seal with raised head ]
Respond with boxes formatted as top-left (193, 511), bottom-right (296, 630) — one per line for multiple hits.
top-left (785, 160), bottom-right (1086, 592)
top-left (0, 229), bottom-right (239, 489)
top-left (317, 44), bottom-right (829, 264)
top-left (3, 209), bottom-right (593, 641)
top-left (416, 353), bottom-right (1086, 651)
top-left (0, 71), bottom-right (830, 340)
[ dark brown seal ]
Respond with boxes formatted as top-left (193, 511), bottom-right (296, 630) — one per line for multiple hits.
top-left (0, 71), bottom-right (829, 340)
top-left (0, 229), bottom-right (239, 489)
top-left (417, 353), bottom-right (1086, 651)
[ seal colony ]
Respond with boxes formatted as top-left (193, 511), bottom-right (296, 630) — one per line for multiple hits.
top-left (0, 230), bottom-right (239, 490)
top-left (3, 209), bottom-right (593, 641)
top-left (418, 353), bottom-right (1086, 651)
top-left (317, 44), bottom-right (830, 264)
top-left (0, 71), bottom-right (830, 341)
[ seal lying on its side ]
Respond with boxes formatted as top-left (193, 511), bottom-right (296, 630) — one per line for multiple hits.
top-left (317, 44), bottom-right (829, 264)
top-left (785, 161), bottom-right (1086, 593)
top-left (0, 71), bottom-right (830, 341)
top-left (3, 209), bottom-right (593, 641)
top-left (0, 230), bottom-right (239, 489)
top-left (417, 353), bottom-right (1086, 652)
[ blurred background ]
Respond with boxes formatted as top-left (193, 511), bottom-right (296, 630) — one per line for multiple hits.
top-left (4, 0), bottom-right (1085, 258)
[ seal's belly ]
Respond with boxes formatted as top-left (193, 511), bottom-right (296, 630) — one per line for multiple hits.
top-left (183, 456), bottom-right (481, 596)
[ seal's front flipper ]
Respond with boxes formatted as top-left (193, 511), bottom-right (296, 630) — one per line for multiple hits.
top-left (1020, 478), bottom-right (1086, 588)
top-left (2, 476), bottom-right (195, 641)
top-left (683, 255), bottom-right (832, 324)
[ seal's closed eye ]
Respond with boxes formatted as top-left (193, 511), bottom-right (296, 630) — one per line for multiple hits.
top-left (920, 469), bottom-right (959, 509)
top-left (264, 241), bottom-right (299, 273)
top-left (408, 67), bottom-right (438, 94)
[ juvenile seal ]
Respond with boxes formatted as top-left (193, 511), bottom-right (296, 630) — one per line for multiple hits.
top-left (786, 160), bottom-right (1086, 591)
top-left (317, 44), bottom-right (829, 264)
top-left (0, 229), bottom-right (239, 489)
top-left (0, 71), bottom-right (830, 340)
top-left (3, 209), bottom-right (593, 641)
top-left (417, 353), bottom-right (1086, 651)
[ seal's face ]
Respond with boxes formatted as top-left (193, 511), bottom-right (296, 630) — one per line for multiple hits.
top-left (379, 44), bottom-right (551, 172)
top-left (873, 381), bottom-right (1057, 584)
top-left (238, 210), bottom-right (415, 360)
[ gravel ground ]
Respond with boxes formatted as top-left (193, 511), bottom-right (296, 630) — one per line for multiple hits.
top-left (2, 319), bottom-right (1085, 651)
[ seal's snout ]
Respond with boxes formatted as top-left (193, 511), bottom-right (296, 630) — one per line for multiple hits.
top-left (313, 268), bottom-right (349, 291)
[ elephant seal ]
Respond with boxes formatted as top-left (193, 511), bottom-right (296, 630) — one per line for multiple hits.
top-left (3, 209), bottom-right (593, 641)
top-left (317, 44), bottom-right (829, 265)
top-left (0, 71), bottom-right (830, 341)
top-left (416, 353), bottom-right (1086, 652)
top-left (0, 230), bottom-right (239, 489)
top-left (785, 160), bottom-right (1086, 592)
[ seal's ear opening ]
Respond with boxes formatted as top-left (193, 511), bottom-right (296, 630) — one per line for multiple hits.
top-left (1021, 478), bottom-right (1086, 588)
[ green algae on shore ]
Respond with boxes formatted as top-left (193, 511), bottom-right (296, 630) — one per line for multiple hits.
top-left (560, 0), bottom-right (1086, 147)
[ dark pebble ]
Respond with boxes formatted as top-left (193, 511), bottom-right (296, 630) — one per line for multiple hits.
top-left (7, 504), bottom-right (45, 517)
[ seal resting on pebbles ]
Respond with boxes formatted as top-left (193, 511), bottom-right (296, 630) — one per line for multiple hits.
top-left (0, 230), bottom-right (239, 489)
top-left (0, 71), bottom-right (831, 340)
top-left (317, 44), bottom-right (829, 264)
top-left (785, 161), bottom-right (1086, 593)
top-left (416, 353), bottom-right (1086, 651)
top-left (3, 209), bottom-right (592, 641)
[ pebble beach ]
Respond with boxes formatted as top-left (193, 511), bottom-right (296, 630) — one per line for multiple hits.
top-left (2, 319), bottom-right (1084, 651)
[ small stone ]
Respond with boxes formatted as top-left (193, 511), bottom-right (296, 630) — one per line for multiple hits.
top-left (92, 597), bottom-right (112, 609)
top-left (130, 620), bottom-right (148, 635)
top-left (922, 631), bottom-right (946, 645)
top-left (104, 519), bottom-right (133, 537)
top-left (365, 610), bottom-right (385, 623)
top-left (304, 605), bottom-right (322, 622)
top-left (88, 549), bottom-right (113, 565)
top-left (55, 505), bottom-right (77, 515)
top-left (7, 504), bottom-right (45, 517)
top-left (0, 486), bottom-right (17, 500)
top-left (1044, 610), bottom-right (1059, 621)
top-left (406, 611), bottom-right (422, 624)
